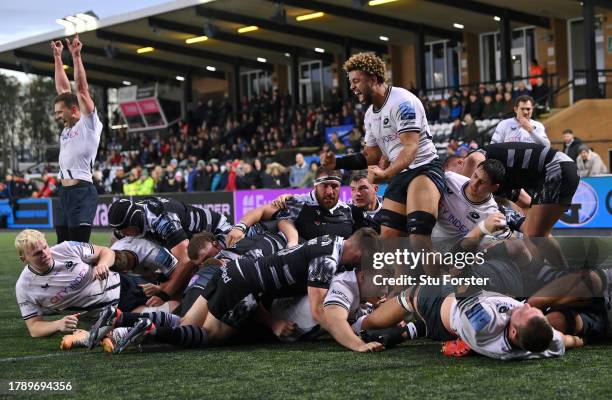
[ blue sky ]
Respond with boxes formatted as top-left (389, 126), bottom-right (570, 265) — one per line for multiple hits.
top-left (0, 0), bottom-right (170, 80)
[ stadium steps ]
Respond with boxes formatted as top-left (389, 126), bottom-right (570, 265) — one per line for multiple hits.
top-left (543, 99), bottom-right (612, 168)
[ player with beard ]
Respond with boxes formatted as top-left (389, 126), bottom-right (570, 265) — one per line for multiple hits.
top-left (230, 169), bottom-right (356, 248)
top-left (321, 53), bottom-right (444, 275)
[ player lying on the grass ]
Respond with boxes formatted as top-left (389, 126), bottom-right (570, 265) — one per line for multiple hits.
top-left (88, 229), bottom-right (292, 347)
top-left (107, 196), bottom-right (234, 306)
top-left (88, 229), bottom-right (384, 353)
top-left (360, 282), bottom-right (584, 360)
top-left (13, 229), bottom-right (162, 338)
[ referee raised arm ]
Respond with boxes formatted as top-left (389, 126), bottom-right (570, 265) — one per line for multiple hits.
top-left (51, 35), bottom-right (102, 243)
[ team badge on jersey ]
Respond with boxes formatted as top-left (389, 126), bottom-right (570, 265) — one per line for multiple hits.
top-left (469, 211), bottom-right (481, 220)
top-left (398, 101), bottom-right (416, 120)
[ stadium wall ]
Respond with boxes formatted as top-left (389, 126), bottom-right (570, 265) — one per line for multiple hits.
top-left (2, 177), bottom-right (612, 230)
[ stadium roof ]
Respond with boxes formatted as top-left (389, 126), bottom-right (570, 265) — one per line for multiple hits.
top-left (0, 0), bottom-right (588, 87)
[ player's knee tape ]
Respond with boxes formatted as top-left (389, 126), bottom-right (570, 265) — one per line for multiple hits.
top-left (547, 307), bottom-right (578, 335)
top-left (379, 209), bottom-right (407, 232)
top-left (406, 211), bottom-right (436, 235)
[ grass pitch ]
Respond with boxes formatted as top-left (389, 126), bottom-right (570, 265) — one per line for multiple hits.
top-left (0, 231), bottom-right (611, 399)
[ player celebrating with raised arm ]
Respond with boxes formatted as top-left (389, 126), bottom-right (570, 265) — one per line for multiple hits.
top-left (51, 35), bottom-right (102, 244)
top-left (321, 53), bottom-right (445, 262)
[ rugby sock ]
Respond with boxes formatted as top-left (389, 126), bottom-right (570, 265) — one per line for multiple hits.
top-left (151, 325), bottom-right (209, 348)
top-left (117, 311), bottom-right (180, 328)
top-left (361, 320), bottom-right (425, 347)
top-left (69, 225), bottom-right (92, 243)
top-left (55, 225), bottom-right (69, 244)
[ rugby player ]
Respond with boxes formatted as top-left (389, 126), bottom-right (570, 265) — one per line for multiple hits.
top-left (107, 196), bottom-right (233, 306)
top-left (91, 229), bottom-right (382, 353)
top-left (321, 53), bottom-right (445, 267)
top-left (433, 159), bottom-right (509, 249)
top-left (14, 229), bottom-right (152, 338)
top-left (348, 170), bottom-right (383, 233)
top-left (51, 35), bottom-right (102, 243)
top-left (233, 169), bottom-right (357, 248)
top-left (491, 95), bottom-right (550, 146)
top-left (461, 143), bottom-right (578, 238)
top-left (360, 284), bottom-right (584, 360)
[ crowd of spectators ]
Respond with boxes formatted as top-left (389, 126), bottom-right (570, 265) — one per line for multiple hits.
top-left (2, 74), bottom-right (609, 201)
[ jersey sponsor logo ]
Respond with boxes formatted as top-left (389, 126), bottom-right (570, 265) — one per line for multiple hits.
top-left (50, 269), bottom-right (88, 304)
top-left (381, 132), bottom-right (400, 143)
top-left (383, 116), bottom-right (391, 128)
top-left (498, 305), bottom-right (509, 313)
top-left (220, 265), bottom-right (232, 284)
top-left (61, 130), bottom-right (80, 140)
top-left (65, 261), bottom-right (75, 271)
top-left (331, 289), bottom-right (350, 303)
top-left (465, 303), bottom-right (491, 332)
top-left (469, 211), bottom-right (481, 220)
top-left (397, 101), bottom-right (416, 121)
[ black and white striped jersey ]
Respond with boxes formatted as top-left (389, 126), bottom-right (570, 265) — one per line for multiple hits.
top-left (233, 235), bottom-right (344, 298)
top-left (275, 191), bottom-right (355, 240)
top-left (216, 231), bottom-right (288, 262)
top-left (124, 197), bottom-right (232, 249)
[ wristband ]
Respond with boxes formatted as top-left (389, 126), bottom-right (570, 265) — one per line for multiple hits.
top-left (478, 220), bottom-right (492, 236)
top-left (335, 153), bottom-right (368, 170)
top-left (233, 222), bottom-right (248, 234)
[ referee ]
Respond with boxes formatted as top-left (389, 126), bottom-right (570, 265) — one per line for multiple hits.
top-left (51, 34), bottom-right (102, 243)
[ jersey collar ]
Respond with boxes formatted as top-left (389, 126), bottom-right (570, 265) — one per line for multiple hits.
top-left (373, 85), bottom-right (392, 114)
top-left (28, 260), bottom-right (55, 276)
top-left (461, 182), bottom-right (492, 206)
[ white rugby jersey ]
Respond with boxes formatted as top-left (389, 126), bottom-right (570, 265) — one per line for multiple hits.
top-left (15, 241), bottom-right (120, 320)
top-left (111, 236), bottom-right (177, 278)
top-left (323, 270), bottom-right (368, 333)
top-left (451, 291), bottom-right (565, 360)
top-left (58, 109), bottom-right (103, 182)
top-left (491, 117), bottom-right (550, 146)
top-left (433, 172), bottom-right (499, 239)
top-left (364, 86), bottom-right (437, 168)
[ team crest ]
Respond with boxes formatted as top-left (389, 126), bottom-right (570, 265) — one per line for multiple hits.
top-left (469, 211), bottom-right (480, 220)
top-left (65, 261), bottom-right (75, 270)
